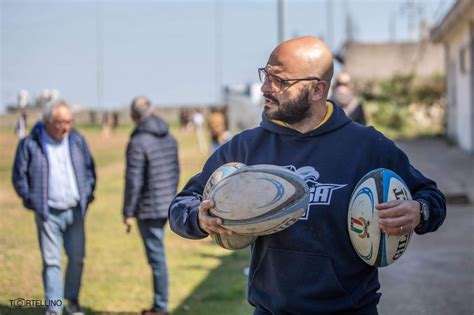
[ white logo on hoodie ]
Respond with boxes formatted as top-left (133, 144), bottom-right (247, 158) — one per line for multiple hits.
top-left (286, 165), bottom-right (346, 220)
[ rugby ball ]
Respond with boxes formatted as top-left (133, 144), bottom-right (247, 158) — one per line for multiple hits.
top-left (203, 162), bottom-right (256, 250)
top-left (348, 168), bottom-right (412, 267)
top-left (203, 162), bottom-right (247, 200)
top-left (210, 232), bottom-right (256, 250)
top-left (206, 164), bottom-right (310, 235)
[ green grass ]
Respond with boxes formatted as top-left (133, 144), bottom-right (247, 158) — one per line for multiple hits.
top-left (0, 124), bottom-right (252, 315)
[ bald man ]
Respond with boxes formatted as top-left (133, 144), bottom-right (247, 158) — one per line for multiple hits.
top-left (169, 37), bottom-right (446, 314)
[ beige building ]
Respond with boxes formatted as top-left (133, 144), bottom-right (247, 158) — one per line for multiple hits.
top-left (432, 0), bottom-right (474, 154)
top-left (342, 41), bottom-right (444, 85)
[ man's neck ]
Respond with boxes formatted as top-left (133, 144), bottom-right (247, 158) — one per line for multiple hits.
top-left (287, 102), bottom-right (328, 133)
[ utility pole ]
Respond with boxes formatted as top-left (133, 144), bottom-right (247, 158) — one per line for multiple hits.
top-left (344, 0), bottom-right (354, 43)
top-left (277, 0), bottom-right (285, 43)
top-left (390, 10), bottom-right (396, 41)
top-left (214, 0), bottom-right (222, 105)
top-left (96, 0), bottom-right (103, 109)
top-left (326, 0), bottom-right (334, 49)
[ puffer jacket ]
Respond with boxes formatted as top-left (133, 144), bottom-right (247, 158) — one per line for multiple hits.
top-left (12, 122), bottom-right (96, 220)
top-left (123, 115), bottom-right (179, 220)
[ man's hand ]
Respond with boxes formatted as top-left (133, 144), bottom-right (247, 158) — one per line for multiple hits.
top-left (198, 199), bottom-right (233, 235)
top-left (124, 217), bottom-right (133, 234)
top-left (376, 200), bottom-right (421, 236)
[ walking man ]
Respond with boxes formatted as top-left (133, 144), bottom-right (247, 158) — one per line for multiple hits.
top-left (123, 96), bottom-right (179, 315)
top-left (12, 100), bottom-right (96, 315)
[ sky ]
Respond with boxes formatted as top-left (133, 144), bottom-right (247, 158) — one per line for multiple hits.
top-left (0, 0), bottom-right (455, 112)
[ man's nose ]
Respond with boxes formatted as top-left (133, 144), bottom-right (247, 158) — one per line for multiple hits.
top-left (260, 79), bottom-right (273, 94)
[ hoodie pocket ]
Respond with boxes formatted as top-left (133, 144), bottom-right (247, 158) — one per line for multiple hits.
top-left (250, 247), bottom-right (349, 303)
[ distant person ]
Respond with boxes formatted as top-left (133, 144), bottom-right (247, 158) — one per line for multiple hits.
top-left (12, 100), bottom-right (96, 315)
top-left (168, 36), bottom-right (446, 315)
top-left (101, 111), bottom-right (111, 137)
top-left (332, 71), bottom-right (367, 125)
top-left (15, 111), bottom-right (28, 139)
top-left (208, 108), bottom-right (231, 152)
top-left (192, 109), bottom-right (207, 153)
top-left (179, 108), bottom-right (192, 132)
top-left (112, 112), bottom-right (120, 129)
top-left (123, 96), bottom-right (179, 315)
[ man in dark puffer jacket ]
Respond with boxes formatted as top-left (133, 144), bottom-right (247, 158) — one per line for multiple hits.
top-left (123, 96), bottom-right (179, 315)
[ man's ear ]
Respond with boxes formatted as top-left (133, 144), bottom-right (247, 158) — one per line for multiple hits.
top-left (310, 81), bottom-right (328, 101)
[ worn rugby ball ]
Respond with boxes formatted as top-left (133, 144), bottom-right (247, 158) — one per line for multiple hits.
top-left (203, 162), bottom-right (256, 250)
top-left (210, 232), bottom-right (256, 250)
top-left (207, 164), bottom-right (309, 236)
top-left (348, 168), bottom-right (413, 267)
top-left (203, 162), bottom-right (247, 200)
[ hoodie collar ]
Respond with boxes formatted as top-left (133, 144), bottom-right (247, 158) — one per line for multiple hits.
top-left (260, 99), bottom-right (351, 137)
top-left (133, 115), bottom-right (169, 137)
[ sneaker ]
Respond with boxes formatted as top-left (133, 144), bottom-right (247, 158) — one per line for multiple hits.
top-left (45, 312), bottom-right (59, 315)
top-left (141, 309), bottom-right (170, 315)
top-left (65, 301), bottom-right (84, 315)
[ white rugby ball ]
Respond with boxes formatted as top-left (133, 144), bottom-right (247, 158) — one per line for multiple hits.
top-left (207, 164), bottom-right (310, 236)
top-left (210, 232), bottom-right (256, 250)
top-left (203, 162), bottom-right (247, 200)
top-left (203, 162), bottom-right (255, 250)
top-left (348, 168), bottom-right (412, 267)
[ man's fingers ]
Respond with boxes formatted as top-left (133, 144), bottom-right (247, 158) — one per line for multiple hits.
top-left (378, 216), bottom-right (408, 227)
top-left (376, 202), bottom-right (407, 218)
top-left (376, 200), bottom-right (402, 210)
top-left (379, 224), bottom-right (410, 236)
top-left (199, 199), bottom-right (214, 213)
top-left (198, 199), bottom-right (232, 235)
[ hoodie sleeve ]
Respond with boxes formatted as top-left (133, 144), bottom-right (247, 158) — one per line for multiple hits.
top-left (382, 138), bottom-right (446, 235)
top-left (169, 140), bottom-right (236, 239)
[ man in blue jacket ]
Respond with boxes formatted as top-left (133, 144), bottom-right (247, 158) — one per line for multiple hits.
top-left (12, 100), bottom-right (96, 315)
top-left (168, 36), bottom-right (446, 314)
top-left (123, 97), bottom-right (179, 315)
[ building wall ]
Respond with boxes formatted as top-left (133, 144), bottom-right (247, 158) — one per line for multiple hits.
top-left (344, 41), bottom-right (445, 83)
top-left (445, 20), bottom-right (473, 152)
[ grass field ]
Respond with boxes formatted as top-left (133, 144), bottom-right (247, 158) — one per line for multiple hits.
top-left (0, 123), bottom-right (253, 315)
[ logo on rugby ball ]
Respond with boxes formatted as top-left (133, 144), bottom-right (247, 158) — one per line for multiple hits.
top-left (350, 217), bottom-right (370, 239)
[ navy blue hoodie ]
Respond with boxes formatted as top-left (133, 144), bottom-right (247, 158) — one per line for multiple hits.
top-left (169, 102), bottom-right (446, 314)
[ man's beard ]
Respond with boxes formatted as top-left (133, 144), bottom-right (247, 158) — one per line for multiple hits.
top-left (264, 90), bottom-right (311, 124)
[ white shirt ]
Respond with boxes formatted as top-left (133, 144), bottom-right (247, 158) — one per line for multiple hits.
top-left (42, 131), bottom-right (80, 209)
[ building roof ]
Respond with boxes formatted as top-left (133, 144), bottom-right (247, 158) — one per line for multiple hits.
top-left (431, 0), bottom-right (474, 42)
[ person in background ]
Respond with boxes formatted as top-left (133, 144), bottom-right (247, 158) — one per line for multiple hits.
top-left (15, 111), bottom-right (28, 139)
top-left (123, 96), bottom-right (179, 315)
top-left (332, 71), bottom-right (367, 125)
top-left (208, 108), bottom-right (231, 152)
top-left (12, 100), bottom-right (96, 315)
top-left (168, 36), bottom-right (445, 315)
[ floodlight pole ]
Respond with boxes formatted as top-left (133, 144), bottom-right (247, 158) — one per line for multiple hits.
top-left (96, 0), bottom-right (103, 109)
top-left (277, 0), bottom-right (285, 43)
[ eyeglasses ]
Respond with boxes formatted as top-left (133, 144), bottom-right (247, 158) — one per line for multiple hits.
top-left (52, 119), bottom-right (73, 127)
top-left (258, 67), bottom-right (322, 89)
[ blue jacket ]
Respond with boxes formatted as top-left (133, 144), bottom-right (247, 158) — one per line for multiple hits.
top-left (12, 122), bottom-right (96, 220)
top-left (169, 102), bottom-right (446, 314)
